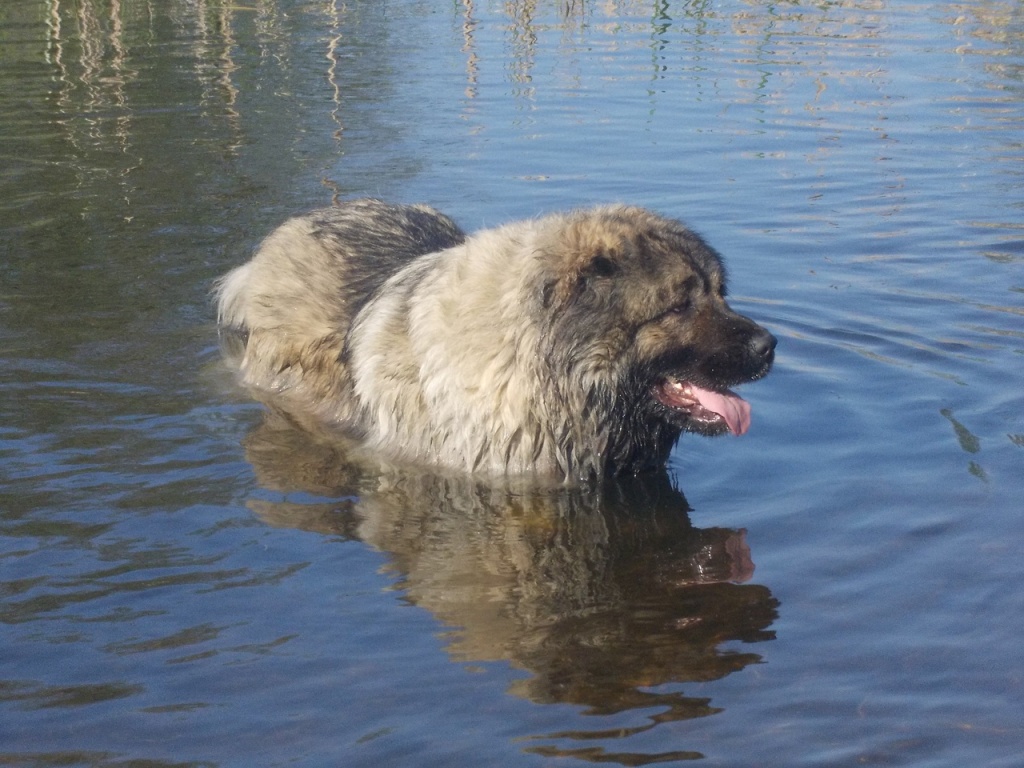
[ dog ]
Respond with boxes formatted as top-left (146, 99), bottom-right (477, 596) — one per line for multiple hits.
top-left (215, 199), bottom-right (776, 481)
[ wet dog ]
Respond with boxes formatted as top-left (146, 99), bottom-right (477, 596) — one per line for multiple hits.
top-left (215, 199), bottom-right (775, 481)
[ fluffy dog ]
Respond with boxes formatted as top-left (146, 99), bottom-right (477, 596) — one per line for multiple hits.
top-left (215, 199), bottom-right (776, 481)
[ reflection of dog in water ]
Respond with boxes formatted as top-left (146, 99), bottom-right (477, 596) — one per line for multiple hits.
top-left (216, 199), bottom-right (776, 481)
top-left (243, 411), bottom-right (779, 725)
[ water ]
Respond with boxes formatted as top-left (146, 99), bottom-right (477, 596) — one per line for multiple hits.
top-left (1, 1), bottom-right (1022, 765)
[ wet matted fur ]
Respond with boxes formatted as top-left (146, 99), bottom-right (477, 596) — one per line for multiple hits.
top-left (215, 199), bottom-right (776, 481)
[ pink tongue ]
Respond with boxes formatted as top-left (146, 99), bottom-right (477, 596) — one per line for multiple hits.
top-left (692, 385), bottom-right (751, 436)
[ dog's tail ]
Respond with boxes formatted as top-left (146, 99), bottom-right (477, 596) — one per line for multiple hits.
top-left (213, 262), bottom-right (254, 332)
top-left (211, 255), bottom-right (350, 410)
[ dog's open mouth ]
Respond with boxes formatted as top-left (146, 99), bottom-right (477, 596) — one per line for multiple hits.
top-left (653, 376), bottom-right (752, 436)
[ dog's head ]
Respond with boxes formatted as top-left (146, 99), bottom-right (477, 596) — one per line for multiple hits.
top-left (538, 206), bottom-right (776, 451)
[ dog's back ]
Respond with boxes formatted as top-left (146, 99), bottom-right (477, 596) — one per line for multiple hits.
top-left (214, 200), bottom-right (465, 419)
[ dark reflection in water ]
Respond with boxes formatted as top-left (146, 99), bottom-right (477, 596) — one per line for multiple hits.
top-left (243, 411), bottom-right (778, 763)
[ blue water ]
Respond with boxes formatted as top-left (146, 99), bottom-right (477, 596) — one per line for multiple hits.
top-left (1, 1), bottom-right (1022, 766)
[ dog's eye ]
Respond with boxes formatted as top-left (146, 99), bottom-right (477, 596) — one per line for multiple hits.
top-left (649, 299), bottom-right (693, 325)
top-left (666, 300), bottom-right (691, 316)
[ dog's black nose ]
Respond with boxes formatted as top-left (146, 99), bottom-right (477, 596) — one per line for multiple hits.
top-left (750, 328), bottom-right (777, 361)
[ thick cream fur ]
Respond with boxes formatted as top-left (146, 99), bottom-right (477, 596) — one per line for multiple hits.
top-left (348, 221), bottom-right (550, 473)
top-left (214, 202), bottom-right (767, 481)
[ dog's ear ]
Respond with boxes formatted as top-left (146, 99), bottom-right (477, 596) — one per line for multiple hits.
top-left (582, 252), bottom-right (620, 279)
top-left (541, 278), bottom-right (558, 309)
top-left (542, 250), bottom-right (620, 311)
top-left (572, 248), bottom-right (620, 301)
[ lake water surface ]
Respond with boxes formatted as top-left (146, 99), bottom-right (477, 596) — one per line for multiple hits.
top-left (1, 1), bottom-right (1022, 766)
